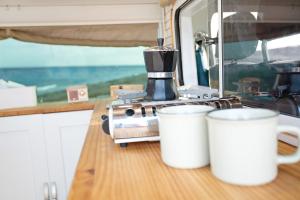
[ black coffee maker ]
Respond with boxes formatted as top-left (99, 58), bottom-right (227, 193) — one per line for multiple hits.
top-left (143, 39), bottom-right (178, 101)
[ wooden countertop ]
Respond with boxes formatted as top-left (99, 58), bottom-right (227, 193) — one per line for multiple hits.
top-left (0, 101), bottom-right (95, 117)
top-left (68, 101), bottom-right (300, 200)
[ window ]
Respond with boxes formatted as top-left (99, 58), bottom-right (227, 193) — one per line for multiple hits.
top-left (267, 33), bottom-right (300, 62)
top-left (0, 39), bottom-right (147, 104)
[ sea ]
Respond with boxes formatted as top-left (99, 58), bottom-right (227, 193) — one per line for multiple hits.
top-left (0, 65), bottom-right (146, 94)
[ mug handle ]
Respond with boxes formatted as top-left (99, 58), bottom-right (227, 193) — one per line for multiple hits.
top-left (277, 125), bottom-right (300, 165)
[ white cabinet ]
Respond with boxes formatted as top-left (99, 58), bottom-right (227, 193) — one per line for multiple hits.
top-left (0, 115), bottom-right (49, 200)
top-left (43, 110), bottom-right (92, 200)
top-left (0, 110), bottom-right (92, 200)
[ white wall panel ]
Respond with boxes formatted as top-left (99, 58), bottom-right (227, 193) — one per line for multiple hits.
top-left (0, 4), bottom-right (162, 26)
top-left (0, 0), bottom-right (159, 6)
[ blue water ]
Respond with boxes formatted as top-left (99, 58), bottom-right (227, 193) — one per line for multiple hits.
top-left (0, 65), bottom-right (146, 94)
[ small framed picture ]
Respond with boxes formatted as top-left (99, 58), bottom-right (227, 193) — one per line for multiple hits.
top-left (66, 85), bottom-right (89, 103)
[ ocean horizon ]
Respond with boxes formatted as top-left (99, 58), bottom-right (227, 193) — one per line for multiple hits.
top-left (0, 65), bottom-right (147, 94)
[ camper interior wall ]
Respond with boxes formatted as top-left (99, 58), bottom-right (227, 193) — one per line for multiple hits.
top-left (0, 3), bottom-right (162, 26)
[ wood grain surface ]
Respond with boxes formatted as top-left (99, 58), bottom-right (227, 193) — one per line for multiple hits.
top-left (0, 101), bottom-right (95, 117)
top-left (68, 101), bottom-right (300, 200)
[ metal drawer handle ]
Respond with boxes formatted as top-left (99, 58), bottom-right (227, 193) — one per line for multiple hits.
top-left (50, 182), bottom-right (57, 200)
top-left (43, 183), bottom-right (50, 200)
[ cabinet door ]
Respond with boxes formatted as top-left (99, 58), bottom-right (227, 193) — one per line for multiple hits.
top-left (0, 115), bottom-right (49, 200)
top-left (43, 110), bottom-right (93, 200)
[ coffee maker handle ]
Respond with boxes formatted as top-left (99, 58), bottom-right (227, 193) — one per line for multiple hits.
top-left (277, 125), bottom-right (300, 164)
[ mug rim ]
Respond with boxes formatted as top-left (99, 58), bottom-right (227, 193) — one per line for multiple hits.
top-left (206, 108), bottom-right (279, 121)
top-left (157, 105), bottom-right (215, 116)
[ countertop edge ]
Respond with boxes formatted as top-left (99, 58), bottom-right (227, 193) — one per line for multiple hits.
top-left (0, 101), bottom-right (96, 117)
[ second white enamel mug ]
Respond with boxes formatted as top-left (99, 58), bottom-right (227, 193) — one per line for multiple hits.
top-left (206, 108), bottom-right (300, 185)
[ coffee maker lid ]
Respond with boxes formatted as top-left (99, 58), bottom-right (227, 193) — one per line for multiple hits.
top-left (144, 46), bottom-right (178, 52)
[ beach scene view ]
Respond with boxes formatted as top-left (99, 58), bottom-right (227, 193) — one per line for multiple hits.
top-left (0, 39), bottom-right (147, 103)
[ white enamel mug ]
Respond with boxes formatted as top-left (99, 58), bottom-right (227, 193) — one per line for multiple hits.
top-left (157, 105), bottom-right (214, 169)
top-left (206, 108), bottom-right (300, 186)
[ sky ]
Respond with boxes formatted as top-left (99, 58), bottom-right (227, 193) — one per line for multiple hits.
top-left (0, 39), bottom-right (147, 68)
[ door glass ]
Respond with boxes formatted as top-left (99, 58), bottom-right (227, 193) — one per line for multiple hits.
top-left (221, 0), bottom-right (300, 116)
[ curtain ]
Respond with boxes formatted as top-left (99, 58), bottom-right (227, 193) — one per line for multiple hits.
top-left (0, 23), bottom-right (158, 47)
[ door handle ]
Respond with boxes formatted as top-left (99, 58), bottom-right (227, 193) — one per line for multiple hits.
top-left (43, 183), bottom-right (50, 200)
top-left (49, 182), bottom-right (57, 200)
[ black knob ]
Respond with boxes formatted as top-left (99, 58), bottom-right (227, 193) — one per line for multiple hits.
top-left (101, 115), bottom-right (110, 135)
top-left (125, 109), bottom-right (135, 116)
